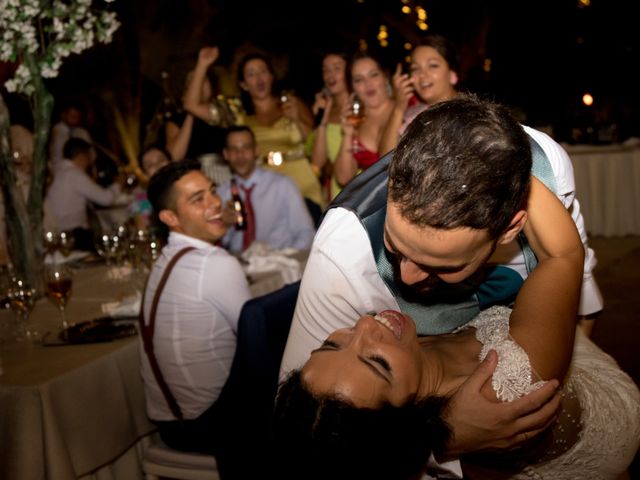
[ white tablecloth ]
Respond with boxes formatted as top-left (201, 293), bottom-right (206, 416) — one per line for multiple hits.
top-left (0, 265), bottom-right (154, 480)
top-left (565, 144), bottom-right (640, 237)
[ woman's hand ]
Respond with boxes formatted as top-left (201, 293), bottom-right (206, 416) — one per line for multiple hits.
top-left (198, 46), bottom-right (219, 67)
top-left (339, 101), bottom-right (356, 137)
top-left (392, 63), bottom-right (414, 113)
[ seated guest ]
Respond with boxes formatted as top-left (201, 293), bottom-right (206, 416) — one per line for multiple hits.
top-left (49, 99), bottom-right (94, 167)
top-left (45, 137), bottom-right (126, 250)
top-left (217, 125), bottom-right (315, 253)
top-left (140, 161), bottom-right (251, 471)
top-left (128, 145), bottom-right (171, 229)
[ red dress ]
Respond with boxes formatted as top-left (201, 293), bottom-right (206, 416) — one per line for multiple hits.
top-left (352, 137), bottom-right (379, 169)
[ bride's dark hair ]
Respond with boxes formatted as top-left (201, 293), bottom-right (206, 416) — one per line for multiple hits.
top-left (271, 370), bottom-right (452, 480)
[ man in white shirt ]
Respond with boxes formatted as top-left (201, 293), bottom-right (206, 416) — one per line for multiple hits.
top-left (49, 100), bottom-right (94, 167)
top-left (217, 126), bottom-right (315, 253)
top-left (141, 160), bottom-right (251, 469)
top-left (277, 96), bottom-right (595, 478)
top-left (45, 137), bottom-right (126, 250)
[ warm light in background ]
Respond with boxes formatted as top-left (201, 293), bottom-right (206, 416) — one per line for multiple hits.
top-left (401, 5), bottom-right (410, 14)
top-left (417, 21), bottom-right (428, 30)
top-left (404, 42), bottom-right (412, 50)
top-left (578, 0), bottom-right (590, 7)
top-left (359, 39), bottom-right (368, 51)
top-left (582, 93), bottom-right (594, 106)
top-left (483, 58), bottom-right (492, 73)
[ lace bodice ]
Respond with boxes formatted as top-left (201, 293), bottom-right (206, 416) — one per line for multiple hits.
top-left (468, 306), bottom-right (547, 401)
top-left (460, 306), bottom-right (640, 479)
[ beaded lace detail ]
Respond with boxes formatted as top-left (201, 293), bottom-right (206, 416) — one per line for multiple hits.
top-left (460, 305), bottom-right (640, 479)
top-left (468, 305), bottom-right (547, 401)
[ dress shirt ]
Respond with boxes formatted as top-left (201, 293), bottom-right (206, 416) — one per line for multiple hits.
top-left (49, 121), bottom-right (93, 166)
top-left (45, 160), bottom-right (123, 231)
top-left (217, 168), bottom-right (316, 253)
top-left (140, 232), bottom-right (251, 421)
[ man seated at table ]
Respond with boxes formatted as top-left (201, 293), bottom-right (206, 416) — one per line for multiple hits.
top-left (140, 161), bottom-right (251, 469)
top-left (45, 137), bottom-right (128, 251)
top-left (217, 125), bottom-right (315, 253)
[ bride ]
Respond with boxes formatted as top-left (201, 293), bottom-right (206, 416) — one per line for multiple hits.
top-left (272, 165), bottom-right (640, 479)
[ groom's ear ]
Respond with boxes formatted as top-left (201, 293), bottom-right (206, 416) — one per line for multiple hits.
top-left (498, 210), bottom-right (527, 245)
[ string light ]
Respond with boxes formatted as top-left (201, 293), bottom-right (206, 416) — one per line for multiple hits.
top-left (483, 58), bottom-right (492, 73)
top-left (582, 93), bottom-right (594, 106)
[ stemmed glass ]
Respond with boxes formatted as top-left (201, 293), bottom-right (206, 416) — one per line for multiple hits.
top-left (43, 230), bottom-right (59, 256)
top-left (44, 265), bottom-right (73, 330)
top-left (7, 278), bottom-right (36, 341)
top-left (58, 231), bottom-right (75, 257)
top-left (346, 93), bottom-right (365, 154)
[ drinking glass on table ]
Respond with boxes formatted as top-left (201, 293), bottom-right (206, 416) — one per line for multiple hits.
top-left (43, 230), bottom-right (59, 256)
top-left (7, 278), bottom-right (36, 341)
top-left (58, 231), bottom-right (75, 257)
top-left (44, 265), bottom-right (73, 330)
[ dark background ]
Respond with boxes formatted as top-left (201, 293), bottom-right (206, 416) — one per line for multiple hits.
top-left (4, 0), bottom-right (640, 158)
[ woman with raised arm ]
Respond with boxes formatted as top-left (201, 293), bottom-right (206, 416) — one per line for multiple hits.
top-left (379, 33), bottom-right (459, 155)
top-left (333, 51), bottom-right (393, 188)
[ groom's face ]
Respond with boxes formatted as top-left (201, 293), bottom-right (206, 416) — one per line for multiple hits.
top-left (383, 201), bottom-right (498, 302)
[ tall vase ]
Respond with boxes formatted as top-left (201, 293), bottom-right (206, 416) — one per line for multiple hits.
top-left (0, 52), bottom-right (53, 294)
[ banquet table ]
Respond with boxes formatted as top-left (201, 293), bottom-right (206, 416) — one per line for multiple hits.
top-left (0, 252), bottom-right (303, 479)
top-left (564, 143), bottom-right (640, 236)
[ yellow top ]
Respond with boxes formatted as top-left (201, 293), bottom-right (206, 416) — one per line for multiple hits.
top-left (245, 116), bottom-right (324, 207)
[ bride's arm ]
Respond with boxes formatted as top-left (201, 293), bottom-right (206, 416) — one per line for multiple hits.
top-left (508, 176), bottom-right (585, 381)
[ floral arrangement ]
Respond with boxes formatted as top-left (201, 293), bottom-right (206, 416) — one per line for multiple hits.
top-left (0, 0), bottom-right (119, 289)
top-left (1, 0), bottom-right (120, 94)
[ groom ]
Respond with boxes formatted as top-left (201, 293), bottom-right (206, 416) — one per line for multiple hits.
top-left (279, 95), bottom-right (589, 473)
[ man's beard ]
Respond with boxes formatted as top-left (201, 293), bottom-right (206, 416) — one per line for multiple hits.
top-left (387, 250), bottom-right (491, 305)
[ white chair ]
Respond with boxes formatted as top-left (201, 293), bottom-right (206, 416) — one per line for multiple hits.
top-left (142, 437), bottom-right (220, 480)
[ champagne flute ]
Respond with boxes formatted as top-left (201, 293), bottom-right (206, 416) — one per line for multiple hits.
top-left (44, 265), bottom-right (73, 330)
top-left (7, 278), bottom-right (36, 341)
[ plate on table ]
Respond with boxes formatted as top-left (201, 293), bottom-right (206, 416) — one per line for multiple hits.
top-left (58, 317), bottom-right (138, 344)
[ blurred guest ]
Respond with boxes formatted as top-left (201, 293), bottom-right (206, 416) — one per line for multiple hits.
top-left (45, 137), bottom-right (127, 250)
top-left (49, 98), bottom-right (94, 167)
top-left (141, 160), bottom-right (251, 475)
top-left (238, 52), bottom-right (324, 208)
top-left (1, 124), bottom-right (55, 263)
top-left (218, 126), bottom-right (314, 253)
top-left (165, 47), bottom-right (227, 163)
top-left (309, 51), bottom-right (350, 202)
top-left (379, 34), bottom-right (460, 155)
top-left (333, 51), bottom-right (393, 187)
top-left (128, 145), bottom-right (171, 229)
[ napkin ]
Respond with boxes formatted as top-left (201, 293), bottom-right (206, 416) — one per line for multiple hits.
top-left (101, 291), bottom-right (142, 318)
top-left (241, 242), bottom-right (302, 284)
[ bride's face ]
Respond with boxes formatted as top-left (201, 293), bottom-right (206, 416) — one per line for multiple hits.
top-left (301, 311), bottom-right (426, 408)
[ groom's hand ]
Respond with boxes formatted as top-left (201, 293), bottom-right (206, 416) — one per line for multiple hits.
top-left (441, 350), bottom-right (561, 458)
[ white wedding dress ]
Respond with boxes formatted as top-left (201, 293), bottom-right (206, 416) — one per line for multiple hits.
top-left (465, 306), bottom-right (640, 479)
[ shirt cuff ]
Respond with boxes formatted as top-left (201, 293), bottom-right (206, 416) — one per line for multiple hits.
top-left (425, 453), bottom-right (463, 479)
top-left (578, 274), bottom-right (604, 316)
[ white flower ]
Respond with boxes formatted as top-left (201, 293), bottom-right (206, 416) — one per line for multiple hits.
top-left (2, 0), bottom-right (120, 94)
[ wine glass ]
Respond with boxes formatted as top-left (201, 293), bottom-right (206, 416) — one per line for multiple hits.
top-left (7, 278), bottom-right (36, 341)
top-left (58, 231), bottom-right (75, 257)
top-left (44, 265), bottom-right (73, 330)
top-left (346, 93), bottom-right (365, 127)
top-left (43, 230), bottom-right (59, 256)
top-left (94, 233), bottom-right (117, 266)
